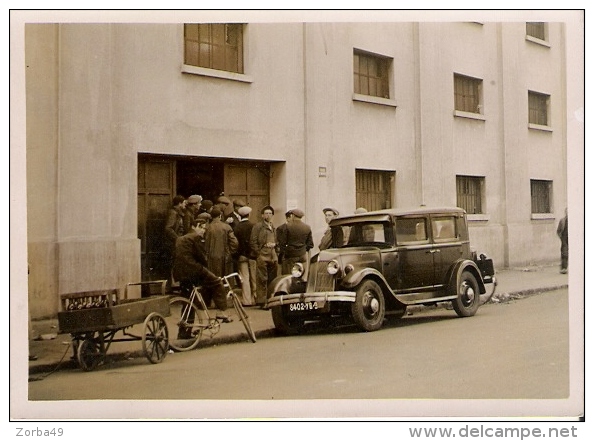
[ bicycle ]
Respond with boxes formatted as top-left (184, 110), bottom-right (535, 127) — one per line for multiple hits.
top-left (167, 272), bottom-right (257, 352)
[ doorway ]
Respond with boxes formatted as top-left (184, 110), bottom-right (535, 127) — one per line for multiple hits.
top-left (138, 154), bottom-right (271, 281)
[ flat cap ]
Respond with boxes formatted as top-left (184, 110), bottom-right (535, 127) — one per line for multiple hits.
top-left (217, 196), bottom-right (231, 205)
top-left (233, 199), bottom-right (246, 207)
top-left (261, 205), bottom-right (275, 215)
top-left (237, 206), bottom-right (252, 217)
top-left (187, 195), bottom-right (202, 204)
top-left (354, 207), bottom-right (368, 214)
top-left (290, 208), bottom-right (305, 218)
top-left (196, 212), bottom-right (212, 221)
top-left (323, 207), bottom-right (339, 216)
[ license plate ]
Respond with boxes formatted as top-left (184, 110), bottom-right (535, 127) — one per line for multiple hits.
top-left (288, 301), bottom-right (320, 312)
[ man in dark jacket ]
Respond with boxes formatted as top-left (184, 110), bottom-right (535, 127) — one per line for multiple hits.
top-left (233, 206), bottom-right (257, 306)
top-left (205, 207), bottom-right (239, 277)
top-left (556, 208), bottom-right (568, 274)
top-left (173, 218), bottom-right (232, 325)
top-left (164, 195), bottom-right (186, 289)
top-left (277, 209), bottom-right (314, 275)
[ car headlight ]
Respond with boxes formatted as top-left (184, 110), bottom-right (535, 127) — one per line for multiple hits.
top-left (326, 260), bottom-right (340, 275)
top-left (291, 263), bottom-right (305, 278)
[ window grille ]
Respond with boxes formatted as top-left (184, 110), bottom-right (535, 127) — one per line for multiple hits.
top-left (456, 175), bottom-right (484, 214)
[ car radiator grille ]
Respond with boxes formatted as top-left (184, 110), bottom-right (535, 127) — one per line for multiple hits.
top-left (307, 262), bottom-right (335, 293)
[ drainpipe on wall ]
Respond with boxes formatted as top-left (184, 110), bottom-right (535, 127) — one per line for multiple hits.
top-left (303, 23), bottom-right (309, 219)
top-left (412, 23), bottom-right (424, 206)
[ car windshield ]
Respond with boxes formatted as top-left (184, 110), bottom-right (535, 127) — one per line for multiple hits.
top-left (335, 221), bottom-right (394, 248)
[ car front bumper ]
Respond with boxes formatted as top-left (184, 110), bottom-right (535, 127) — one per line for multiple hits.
top-left (267, 291), bottom-right (356, 309)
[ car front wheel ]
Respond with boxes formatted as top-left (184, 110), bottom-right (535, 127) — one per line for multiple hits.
top-left (351, 279), bottom-right (385, 331)
top-left (451, 271), bottom-right (480, 317)
top-left (271, 306), bottom-right (305, 335)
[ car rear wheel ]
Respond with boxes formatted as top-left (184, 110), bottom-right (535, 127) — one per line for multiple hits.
top-left (271, 306), bottom-right (305, 335)
top-left (351, 279), bottom-right (385, 331)
top-left (451, 271), bottom-right (480, 317)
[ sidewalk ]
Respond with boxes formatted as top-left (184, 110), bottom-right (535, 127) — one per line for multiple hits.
top-left (28, 264), bottom-right (569, 376)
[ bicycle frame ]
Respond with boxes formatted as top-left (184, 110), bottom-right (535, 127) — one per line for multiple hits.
top-left (168, 272), bottom-right (256, 351)
top-left (180, 273), bottom-right (244, 332)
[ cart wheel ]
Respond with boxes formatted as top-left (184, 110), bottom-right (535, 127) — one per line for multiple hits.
top-left (77, 338), bottom-right (103, 371)
top-left (142, 312), bottom-right (169, 364)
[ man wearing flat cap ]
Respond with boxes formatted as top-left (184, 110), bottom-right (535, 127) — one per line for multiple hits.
top-left (250, 205), bottom-right (278, 307)
top-left (204, 207), bottom-right (239, 279)
top-left (227, 199), bottom-right (246, 231)
top-left (277, 209), bottom-right (313, 275)
top-left (183, 194), bottom-right (203, 234)
top-left (216, 196), bottom-right (233, 219)
top-left (233, 205), bottom-right (257, 306)
top-left (319, 207), bottom-right (343, 251)
top-left (173, 217), bottom-right (232, 326)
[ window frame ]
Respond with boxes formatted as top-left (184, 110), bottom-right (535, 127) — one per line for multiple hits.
top-left (183, 23), bottom-right (245, 75)
top-left (356, 169), bottom-right (394, 211)
top-left (453, 73), bottom-right (484, 118)
top-left (353, 49), bottom-right (393, 100)
top-left (456, 175), bottom-right (485, 215)
top-left (528, 90), bottom-right (551, 130)
top-left (396, 216), bottom-right (430, 246)
top-left (530, 179), bottom-right (553, 216)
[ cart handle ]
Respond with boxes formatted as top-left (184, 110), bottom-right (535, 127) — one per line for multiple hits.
top-left (124, 280), bottom-right (167, 300)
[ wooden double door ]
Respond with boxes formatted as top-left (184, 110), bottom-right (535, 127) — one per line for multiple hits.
top-left (138, 155), bottom-right (270, 281)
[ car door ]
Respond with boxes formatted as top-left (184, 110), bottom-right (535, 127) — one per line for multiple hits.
top-left (430, 214), bottom-right (463, 289)
top-left (394, 215), bottom-right (435, 292)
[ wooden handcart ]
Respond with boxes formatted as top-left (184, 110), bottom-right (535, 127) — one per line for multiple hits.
top-left (57, 281), bottom-right (170, 371)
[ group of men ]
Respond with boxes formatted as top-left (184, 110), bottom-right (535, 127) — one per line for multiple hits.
top-left (164, 195), bottom-right (343, 315)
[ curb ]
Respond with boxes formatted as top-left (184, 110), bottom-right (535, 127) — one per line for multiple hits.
top-left (29, 328), bottom-right (279, 377)
top-left (28, 284), bottom-right (567, 377)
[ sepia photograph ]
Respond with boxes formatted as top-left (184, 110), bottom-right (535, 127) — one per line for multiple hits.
top-left (9, 6), bottom-right (585, 429)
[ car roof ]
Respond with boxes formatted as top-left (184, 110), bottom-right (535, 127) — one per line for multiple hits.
top-left (330, 206), bottom-right (466, 225)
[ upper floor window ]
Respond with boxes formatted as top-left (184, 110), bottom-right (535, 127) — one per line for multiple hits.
top-left (454, 74), bottom-right (483, 115)
top-left (528, 91), bottom-right (550, 126)
top-left (531, 179), bottom-right (553, 214)
top-left (526, 22), bottom-right (546, 41)
top-left (353, 50), bottom-right (391, 99)
top-left (356, 169), bottom-right (394, 211)
top-left (457, 175), bottom-right (484, 214)
top-left (184, 24), bottom-right (244, 74)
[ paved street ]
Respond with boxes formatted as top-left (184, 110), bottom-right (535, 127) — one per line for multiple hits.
top-left (27, 288), bottom-right (570, 418)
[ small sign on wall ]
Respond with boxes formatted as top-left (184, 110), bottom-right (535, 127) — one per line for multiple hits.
top-left (319, 166), bottom-right (327, 177)
top-left (287, 199), bottom-right (298, 210)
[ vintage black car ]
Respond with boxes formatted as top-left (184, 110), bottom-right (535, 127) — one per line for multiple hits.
top-left (267, 206), bottom-right (496, 334)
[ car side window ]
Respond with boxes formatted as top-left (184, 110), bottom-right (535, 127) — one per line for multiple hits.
top-left (396, 217), bottom-right (428, 245)
top-left (432, 217), bottom-right (457, 241)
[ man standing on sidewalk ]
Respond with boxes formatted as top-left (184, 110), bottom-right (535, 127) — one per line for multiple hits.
top-left (557, 208), bottom-right (568, 274)
top-left (277, 209), bottom-right (314, 275)
top-left (205, 207), bottom-right (239, 278)
top-left (233, 206), bottom-right (257, 306)
top-left (250, 205), bottom-right (278, 307)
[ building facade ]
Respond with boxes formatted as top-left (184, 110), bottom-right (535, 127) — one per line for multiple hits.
top-left (25, 21), bottom-right (570, 319)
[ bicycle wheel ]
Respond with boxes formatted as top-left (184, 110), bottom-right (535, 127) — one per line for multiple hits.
top-left (232, 293), bottom-right (257, 343)
top-left (167, 296), bottom-right (204, 352)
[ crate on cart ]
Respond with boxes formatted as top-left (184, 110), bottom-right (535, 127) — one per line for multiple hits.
top-left (57, 280), bottom-right (170, 371)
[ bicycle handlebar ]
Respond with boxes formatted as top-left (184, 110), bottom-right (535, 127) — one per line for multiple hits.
top-left (220, 272), bottom-right (243, 285)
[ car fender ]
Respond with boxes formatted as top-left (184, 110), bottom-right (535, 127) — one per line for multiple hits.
top-left (447, 259), bottom-right (486, 295)
top-left (340, 267), bottom-right (392, 293)
top-left (270, 274), bottom-right (306, 297)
